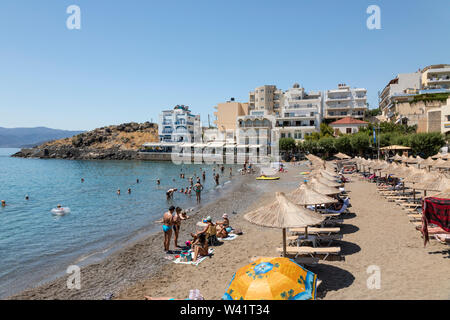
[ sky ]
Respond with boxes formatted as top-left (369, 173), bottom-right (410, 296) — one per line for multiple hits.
top-left (0, 0), bottom-right (449, 131)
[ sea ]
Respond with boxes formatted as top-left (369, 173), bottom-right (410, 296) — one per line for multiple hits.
top-left (0, 148), bottom-right (240, 298)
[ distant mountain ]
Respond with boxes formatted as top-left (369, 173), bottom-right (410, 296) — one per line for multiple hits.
top-left (0, 127), bottom-right (85, 148)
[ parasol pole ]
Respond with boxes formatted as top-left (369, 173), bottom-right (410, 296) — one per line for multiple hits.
top-left (282, 228), bottom-right (287, 257)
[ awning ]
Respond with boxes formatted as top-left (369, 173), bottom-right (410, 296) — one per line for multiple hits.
top-left (207, 142), bottom-right (225, 148)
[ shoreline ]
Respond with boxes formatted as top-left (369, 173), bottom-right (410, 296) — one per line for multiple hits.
top-left (7, 162), bottom-right (450, 300)
top-left (6, 169), bottom-right (263, 300)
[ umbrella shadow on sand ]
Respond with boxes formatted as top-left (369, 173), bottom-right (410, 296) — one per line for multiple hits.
top-left (338, 223), bottom-right (359, 235)
top-left (334, 240), bottom-right (361, 256)
top-left (307, 264), bottom-right (355, 299)
top-left (427, 249), bottom-right (450, 259)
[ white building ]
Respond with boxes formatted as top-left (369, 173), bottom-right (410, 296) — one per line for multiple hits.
top-left (159, 105), bottom-right (200, 143)
top-left (379, 72), bottom-right (422, 119)
top-left (276, 83), bottom-right (322, 140)
top-left (324, 84), bottom-right (368, 120)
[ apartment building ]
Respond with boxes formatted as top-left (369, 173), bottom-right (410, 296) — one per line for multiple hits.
top-left (379, 72), bottom-right (422, 119)
top-left (323, 84), bottom-right (368, 121)
top-left (248, 85), bottom-right (284, 116)
top-left (213, 98), bottom-right (249, 131)
top-left (421, 64), bottom-right (450, 90)
top-left (158, 105), bottom-right (200, 143)
top-left (276, 83), bottom-right (322, 140)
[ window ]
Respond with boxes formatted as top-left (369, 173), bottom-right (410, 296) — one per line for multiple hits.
top-left (346, 128), bottom-right (352, 134)
top-left (310, 120), bottom-right (315, 126)
top-left (281, 133), bottom-right (286, 138)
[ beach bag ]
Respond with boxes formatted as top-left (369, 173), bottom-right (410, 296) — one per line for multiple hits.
top-left (232, 227), bottom-right (243, 235)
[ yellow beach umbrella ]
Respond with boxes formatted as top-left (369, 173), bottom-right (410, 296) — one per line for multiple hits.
top-left (222, 257), bottom-right (317, 300)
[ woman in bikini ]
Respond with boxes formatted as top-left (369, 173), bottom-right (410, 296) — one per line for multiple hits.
top-left (192, 233), bottom-right (209, 262)
top-left (216, 213), bottom-right (230, 238)
top-left (172, 207), bottom-right (182, 248)
top-left (194, 182), bottom-right (203, 203)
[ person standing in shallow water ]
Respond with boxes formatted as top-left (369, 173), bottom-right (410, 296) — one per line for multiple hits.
top-left (215, 173), bottom-right (220, 185)
top-left (194, 181), bottom-right (203, 203)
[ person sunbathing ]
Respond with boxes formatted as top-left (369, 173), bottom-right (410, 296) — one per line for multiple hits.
top-left (216, 213), bottom-right (230, 238)
top-left (192, 233), bottom-right (209, 262)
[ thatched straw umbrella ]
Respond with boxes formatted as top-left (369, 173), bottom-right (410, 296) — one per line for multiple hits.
top-left (428, 188), bottom-right (450, 199)
top-left (334, 152), bottom-right (351, 160)
top-left (287, 183), bottom-right (338, 207)
top-left (244, 192), bottom-right (325, 257)
top-left (432, 152), bottom-right (443, 159)
top-left (310, 173), bottom-right (342, 188)
top-left (391, 154), bottom-right (403, 162)
top-left (414, 175), bottom-right (450, 197)
top-left (421, 157), bottom-right (435, 171)
top-left (432, 158), bottom-right (448, 169)
top-left (307, 178), bottom-right (340, 195)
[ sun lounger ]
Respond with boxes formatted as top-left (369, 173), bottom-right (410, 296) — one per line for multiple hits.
top-left (287, 234), bottom-right (343, 247)
top-left (276, 246), bottom-right (341, 260)
top-left (289, 227), bottom-right (340, 235)
top-left (408, 214), bottom-right (422, 221)
top-left (435, 234), bottom-right (450, 244)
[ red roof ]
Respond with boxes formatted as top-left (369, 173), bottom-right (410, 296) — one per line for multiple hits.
top-left (329, 117), bottom-right (368, 125)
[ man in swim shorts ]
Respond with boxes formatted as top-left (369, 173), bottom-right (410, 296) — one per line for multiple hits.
top-left (162, 206), bottom-right (175, 252)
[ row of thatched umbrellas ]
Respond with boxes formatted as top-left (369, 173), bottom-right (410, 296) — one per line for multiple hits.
top-left (244, 154), bottom-right (342, 256)
top-left (355, 157), bottom-right (450, 198)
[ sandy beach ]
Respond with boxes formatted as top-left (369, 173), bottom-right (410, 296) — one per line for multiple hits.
top-left (8, 163), bottom-right (450, 300)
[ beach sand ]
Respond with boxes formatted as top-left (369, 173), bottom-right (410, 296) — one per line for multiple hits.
top-left (9, 163), bottom-right (450, 300)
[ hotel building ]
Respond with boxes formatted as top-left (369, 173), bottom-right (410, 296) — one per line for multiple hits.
top-left (158, 105), bottom-right (200, 143)
top-left (323, 84), bottom-right (368, 121)
top-left (276, 83), bottom-right (322, 140)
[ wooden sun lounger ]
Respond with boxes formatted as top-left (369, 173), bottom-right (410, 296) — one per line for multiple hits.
top-left (289, 227), bottom-right (340, 235)
top-left (408, 214), bottom-right (422, 221)
top-left (276, 246), bottom-right (341, 260)
top-left (287, 234), bottom-right (343, 244)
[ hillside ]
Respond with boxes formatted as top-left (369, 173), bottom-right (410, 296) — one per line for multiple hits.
top-left (0, 127), bottom-right (84, 148)
top-left (12, 122), bottom-right (159, 160)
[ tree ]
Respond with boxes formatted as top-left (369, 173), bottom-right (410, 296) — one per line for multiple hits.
top-left (334, 135), bottom-right (352, 155)
top-left (409, 132), bottom-right (445, 158)
top-left (279, 137), bottom-right (296, 152)
top-left (318, 137), bottom-right (336, 158)
top-left (320, 123), bottom-right (334, 138)
top-left (350, 132), bottom-right (371, 155)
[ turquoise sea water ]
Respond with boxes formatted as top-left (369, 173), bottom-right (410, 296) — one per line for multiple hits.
top-left (0, 148), bottom-right (238, 298)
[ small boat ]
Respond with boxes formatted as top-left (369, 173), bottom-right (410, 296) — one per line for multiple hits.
top-left (256, 176), bottom-right (280, 181)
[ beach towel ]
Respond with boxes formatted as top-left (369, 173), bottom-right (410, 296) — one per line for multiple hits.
top-left (422, 197), bottom-right (450, 246)
top-left (218, 234), bottom-right (238, 241)
top-left (173, 248), bottom-right (214, 266)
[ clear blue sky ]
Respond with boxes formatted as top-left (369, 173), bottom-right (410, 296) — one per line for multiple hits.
top-left (1, 0), bottom-right (449, 130)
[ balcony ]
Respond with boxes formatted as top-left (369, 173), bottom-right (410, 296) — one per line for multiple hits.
top-left (354, 95), bottom-right (367, 100)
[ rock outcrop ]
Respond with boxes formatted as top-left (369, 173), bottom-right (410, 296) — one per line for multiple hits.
top-left (12, 122), bottom-right (158, 160)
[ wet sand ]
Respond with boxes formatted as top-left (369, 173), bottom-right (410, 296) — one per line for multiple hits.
top-left (8, 164), bottom-right (450, 300)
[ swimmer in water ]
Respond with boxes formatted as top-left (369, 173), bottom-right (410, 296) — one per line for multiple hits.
top-left (136, 179), bottom-right (139, 184)
top-left (128, 188), bottom-right (131, 194)
top-left (157, 178), bottom-right (160, 185)
top-left (1, 200), bottom-right (6, 207)
top-left (25, 195), bottom-right (29, 200)
top-left (117, 189), bottom-right (121, 195)
top-left (57, 204), bottom-right (62, 210)
top-left (81, 178), bottom-right (84, 183)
